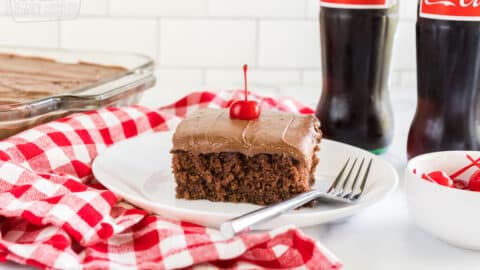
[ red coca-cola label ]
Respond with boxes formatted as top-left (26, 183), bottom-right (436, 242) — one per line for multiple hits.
top-left (320, 0), bottom-right (396, 8)
top-left (421, 0), bottom-right (480, 20)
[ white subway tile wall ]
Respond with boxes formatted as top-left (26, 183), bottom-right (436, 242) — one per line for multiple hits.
top-left (206, 69), bottom-right (302, 85)
top-left (209, 0), bottom-right (306, 18)
top-left (302, 70), bottom-right (322, 85)
top-left (0, 0), bottom-right (8, 15)
top-left (80, 0), bottom-right (109, 15)
top-left (391, 21), bottom-right (416, 71)
top-left (110, 0), bottom-right (207, 16)
top-left (159, 19), bottom-right (256, 67)
top-left (306, 0), bottom-right (321, 18)
top-left (61, 18), bottom-right (157, 56)
top-left (259, 20), bottom-right (320, 68)
top-left (0, 0), bottom-right (418, 104)
top-left (0, 18), bottom-right (58, 47)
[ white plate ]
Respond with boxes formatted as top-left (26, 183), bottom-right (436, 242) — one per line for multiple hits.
top-left (93, 132), bottom-right (398, 229)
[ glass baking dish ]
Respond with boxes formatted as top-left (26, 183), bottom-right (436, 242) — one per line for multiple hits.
top-left (0, 46), bottom-right (156, 139)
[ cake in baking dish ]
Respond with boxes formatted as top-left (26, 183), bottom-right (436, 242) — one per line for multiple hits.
top-left (171, 108), bottom-right (322, 205)
top-left (0, 53), bottom-right (127, 105)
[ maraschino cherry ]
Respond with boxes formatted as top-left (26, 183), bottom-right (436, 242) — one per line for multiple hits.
top-left (468, 170), bottom-right (480, 191)
top-left (229, 64), bottom-right (261, 120)
top-left (423, 171), bottom-right (453, 187)
top-left (416, 154), bottom-right (480, 191)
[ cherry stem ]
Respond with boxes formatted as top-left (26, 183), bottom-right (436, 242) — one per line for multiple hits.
top-left (466, 154), bottom-right (480, 167)
top-left (449, 154), bottom-right (480, 179)
top-left (243, 64), bottom-right (248, 102)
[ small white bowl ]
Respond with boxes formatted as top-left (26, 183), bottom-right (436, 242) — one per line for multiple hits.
top-left (405, 151), bottom-right (480, 250)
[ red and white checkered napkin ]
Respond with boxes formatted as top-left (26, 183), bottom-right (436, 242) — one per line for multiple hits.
top-left (0, 90), bottom-right (341, 269)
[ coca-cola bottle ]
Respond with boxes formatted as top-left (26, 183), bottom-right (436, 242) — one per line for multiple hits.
top-left (407, 0), bottom-right (480, 159)
top-left (316, 0), bottom-right (398, 154)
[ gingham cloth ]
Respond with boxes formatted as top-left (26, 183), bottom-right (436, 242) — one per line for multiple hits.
top-left (0, 90), bottom-right (341, 270)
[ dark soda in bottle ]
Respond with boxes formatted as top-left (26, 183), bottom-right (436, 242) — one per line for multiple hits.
top-left (316, 0), bottom-right (398, 154)
top-left (407, 0), bottom-right (480, 159)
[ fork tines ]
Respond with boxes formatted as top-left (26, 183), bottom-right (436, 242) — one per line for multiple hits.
top-left (327, 157), bottom-right (373, 201)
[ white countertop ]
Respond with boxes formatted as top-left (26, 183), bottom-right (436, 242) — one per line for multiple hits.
top-left (2, 85), bottom-right (480, 269)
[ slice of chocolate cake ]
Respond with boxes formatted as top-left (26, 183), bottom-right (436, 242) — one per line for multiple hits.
top-left (171, 108), bottom-right (322, 205)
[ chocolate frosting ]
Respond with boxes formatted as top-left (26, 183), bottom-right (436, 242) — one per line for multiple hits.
top-left (172, 108), bottom-right (322, 164)
top-left (0, 53), bottom-right (127, 105)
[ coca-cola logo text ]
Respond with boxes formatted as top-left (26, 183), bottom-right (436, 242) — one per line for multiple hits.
top-left (422, 0), bottom-right (480, 17)
top-left (425, 0), bottom-right (480, 7)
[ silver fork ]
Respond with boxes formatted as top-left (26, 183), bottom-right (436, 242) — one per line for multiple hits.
top-left (220, 158), bottom-right (373, 238)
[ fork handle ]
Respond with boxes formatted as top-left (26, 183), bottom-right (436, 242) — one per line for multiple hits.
top-left (220, 190), bottom-right (321, 238)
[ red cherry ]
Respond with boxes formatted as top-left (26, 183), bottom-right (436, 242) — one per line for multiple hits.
top-left (421, 173), bottom-right (434, 183)
top-left (229, 100), bottom-right (260, 120)
top-left (468, 170), bottom-right (480, 191)
top-left (425, 170), bottom-right (453, 187)
top-left (453, 179), bottom-right (468, 190)
top-left (229, 64), bottom-right (261, 120)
